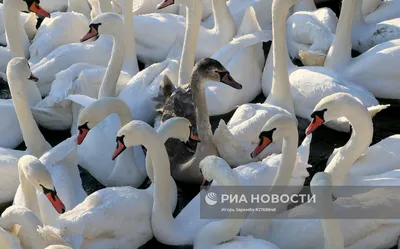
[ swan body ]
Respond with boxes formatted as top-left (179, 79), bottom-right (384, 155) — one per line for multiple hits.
top-left (287, 0), bottom-right (338, 66)
top-left (352, 0), bottom-right (400, 53)
top-left (213, 0), bottom-right (295, 166)
top-left (364, 0), bottom-right (400, 24)
top-left (41, 118), bottom-right (193, 249)
top-left (194, 155), bottom-right (280, 249)
top-left (305, 93), bottom-right (400, 197)
top-left (324, 0), bottom-right (400, 99)
top-left (29, 12), bottom-right (90, 64)
top-left (205, 9), bottom-right (268, 116)
top-left (135, 0), bottom-right (236, 66)
top-left (0, 227), bottom-right (22, 249)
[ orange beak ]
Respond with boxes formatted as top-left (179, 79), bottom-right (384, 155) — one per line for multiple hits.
top-left (81, 27), bottom-right (98, 42)
top-left (190, 127), bottom-right (201, 142)
top-left (29, 2), bottom-right (51, 18)
top-left (112, 140), bottom-right (126, 161)
top-left (251, 137), bottom-right (271, 158)
top-left (77, 127), bottom-right (89, 145)
top-left (305, 115), bottom-right (324, 135)
top-left (45, 192), bottom-right (66, 214)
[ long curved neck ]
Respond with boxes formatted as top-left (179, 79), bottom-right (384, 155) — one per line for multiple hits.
top-left (17, 168), bottom-right (41, 223)
top-left (3, 3), bottom-right (28, 58)
top-left (211, 0), bottom-right (235, 43)
top-left (121, 0), bottom-right (139, 76)
top-left (178, 1), bottom-right (203, 86)
top-left (0, 209), bottom-right (44, 249)
top-left (191, 73), bottom-right (214, 147)
top-left (324, 0), bottom-right (355, 70)
top-left (98, 33), bottom-right (125, 98)
top-left (268, 0), bottom-right (295, 114)
top-left (98, 0), bottom-right (113, 12)
top-left (8, 76), bottom-right (49, 157)
top-left (314, 185), bottom-right (344, 249)
top-left (325, 107), bottom-right (373, 185)
top-left (353, 0), bottom-right (366, 25)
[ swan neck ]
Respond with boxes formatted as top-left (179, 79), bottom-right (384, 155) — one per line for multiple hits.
top-left (3, 5), bottom-right (28, 58)
top-left (271, 129), bottom-right (298, 187)
top-left (353, 0), bottom-right (365, 24)
top-left (0, 209), bottom-right (44, 249)
top-left (98, 0), bottom-right (113, 12)
top-left (18, 168), bottom-right (42, 221)
top-left (324, 0), bottom-right (355, 70)
top-left (9, 76), bottom-right (49, 157)
top-left (325, 107), bottom-right (373, 184)
top-left (211, 0), bottom-right (235, 40)
top-left (98, 34), bottom-right (125, 98)
top-left (269, 0), bottom-right (295, 114)
top-left (178, 2), bottom-right (203, 86)
top-left (191, 73), bottom-right (214, 146)
top-left (122, 0), bottom-right (139, 75)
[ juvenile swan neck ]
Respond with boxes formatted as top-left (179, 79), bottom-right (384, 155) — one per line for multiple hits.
top-left (324, 0), bottom-right (355, 70)
top-left (190, 73), bottom-right (214, 146)
top-left (98, 33), bottom-right (125, 98)
top-left (178, 0), bottom-right (203, 86)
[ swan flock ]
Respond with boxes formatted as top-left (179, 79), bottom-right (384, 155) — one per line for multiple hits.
top-left (0, 0), bottom-right (400, 248)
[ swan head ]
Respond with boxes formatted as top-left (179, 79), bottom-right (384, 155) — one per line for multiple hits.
top-left (305, 93), bottom-right (366, 135)
top-left (251, 114), bottom-right (297, 158)
top-left (112, 118), bottom-right (194, 160)
top-left (4, 0), bottom-right (51, 18)
top-left (18, 155), bottom-right (66, 214)
top-left (193, 58), bottom-right (243, 90)
top-left (81, 12), bottom-right (123, 42)
top-left (199, 156), bottom-right (240, 186)
top-left (7, 57), bottom-right (38, 83)
top-left (159, 117), bottom-right (199, 143)
top-left (76, 98), bottom-right (131, 145)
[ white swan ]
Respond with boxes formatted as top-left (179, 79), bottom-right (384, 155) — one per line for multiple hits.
top-left (0, 0), bottom-right (50, 73)
top-left (305, 93), bottom-right (400, 196)
top-left (13, 155), bottom-right (66, 222)
top-left (364, 0), bottom-right (400, 24)
top-left (135, 0), bottom-right (236, 66)
top-left (352, 0), bottom-right (400, 53)
top-left (0, 221), bottom-right (22, 249)
top-left (213, 0), bottom-right (295, 166)
top-left (69, 97), bottom-right (147, 187)
top-left (39, 118), bottom-right (193, 249)
top-left (250, 169), bottom-right (400, 249)
top-left (287, 0), bottom-right (338, 66)
top-left (324, 0), bottom-right (400, 99)
top-left (194, 155), bottom-right (280, 249)
top-left (147, 113), bottom-right (309, 245)
top-left (29, 0), bottom-right (91, 63)
top-left (0, 58), bottom-right (51, 205)
top-left (310, 172), bottom-right (344, 249)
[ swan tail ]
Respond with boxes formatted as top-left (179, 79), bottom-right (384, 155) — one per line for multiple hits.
top-left (297, 134), bottom-right (312, 163)
top-left (367, 104), bottom-right (390, 117)
top-left (214, 120), bottom-right (256, 167)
